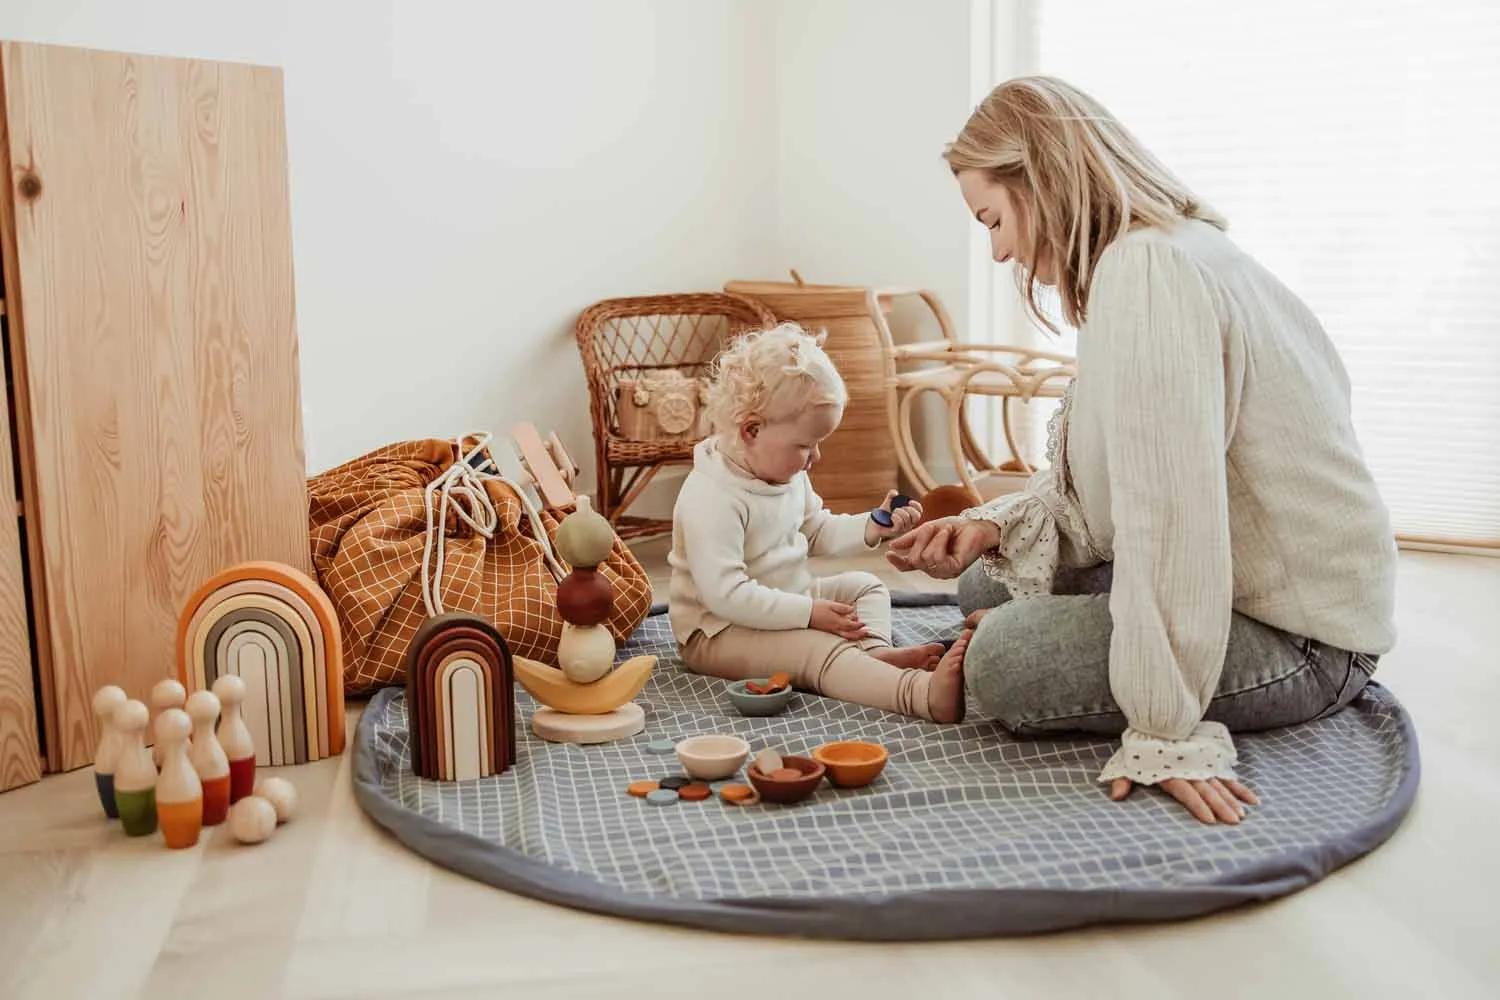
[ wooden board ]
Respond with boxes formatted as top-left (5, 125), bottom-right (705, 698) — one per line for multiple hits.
top-left (0, 310), bottom-right (39, 792)
top-left (0, 42), bottom-right (312, 770)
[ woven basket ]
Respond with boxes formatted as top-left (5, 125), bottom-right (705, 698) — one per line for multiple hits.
top-left (722, 273), bottom-right (898, 514)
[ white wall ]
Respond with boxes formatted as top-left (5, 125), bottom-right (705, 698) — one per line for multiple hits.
top-left (0, 0), bottom-right (980, 500)
top-left (0, 0), bottom-right (780, 491)
top-left (771, 0), bottom-right (977, 482)
top-left (771, 0), bottom-right (973, 325)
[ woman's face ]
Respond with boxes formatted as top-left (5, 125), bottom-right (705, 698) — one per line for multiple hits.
top-left (956, 169), bottom-right (1054, 284)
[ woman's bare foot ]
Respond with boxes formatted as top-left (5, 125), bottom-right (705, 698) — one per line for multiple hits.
top-left (871, 642), bottom-right (945, 671)
top-left (926, 630), bottom-right (970, 723)
top-left (963, 607), bottom-right (993, 629)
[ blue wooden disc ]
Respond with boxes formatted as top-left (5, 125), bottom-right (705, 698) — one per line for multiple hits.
top-left (647, 739), bottom-right (677, 754)
top-left (871, 508), bottom-right (894, 528)
top-left (646, 789), bottom-right (679, 806)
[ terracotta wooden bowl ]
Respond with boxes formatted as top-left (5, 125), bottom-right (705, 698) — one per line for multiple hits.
top-left (812, 740), bottom-right (889, 788)
top-left (725, 679), bottom-right (795, 717)
top-left (674, 734), bottom-right (750, 781)
top-left (746, 755), bottom-right (825, 804)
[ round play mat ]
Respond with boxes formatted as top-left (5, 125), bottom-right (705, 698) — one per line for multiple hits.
top-left (351, 596), bottom-right (1420, 940)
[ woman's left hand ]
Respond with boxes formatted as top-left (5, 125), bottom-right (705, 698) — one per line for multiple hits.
top-left (1108, 776), bottom-right (1260, 825)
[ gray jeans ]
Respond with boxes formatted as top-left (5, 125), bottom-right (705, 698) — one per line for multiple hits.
top-left (957, 562), bottom-right (1377, 737)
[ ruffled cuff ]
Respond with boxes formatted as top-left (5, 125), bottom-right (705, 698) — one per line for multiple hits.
top-left (961, 492), bottom-right (1061, 599)
top-left (1097, 722), bottom-right (1238, 785)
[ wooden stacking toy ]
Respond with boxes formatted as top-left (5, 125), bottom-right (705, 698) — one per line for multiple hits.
top-left (154, 708), bottom-right (203, 849)
top-left (214, 674), bottom-right (258, 804)
top-left (176, 560), bottom-right (345, 766)
top-left (150, 678), bottom-right (187, 769)
top-left (512, 496), bottom-right (655, 744)
top-left (404, 612), bottom-right (518, 781)
top-left (112, 700), bottom-right (158, 837)
top-left (91, 685), bottom-right (128, 819)
top-left (186, 690), bottom-right (232, 825)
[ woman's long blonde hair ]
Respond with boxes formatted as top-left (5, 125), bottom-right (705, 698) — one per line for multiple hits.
top-left (944, 76), bottom-right (1225, 331)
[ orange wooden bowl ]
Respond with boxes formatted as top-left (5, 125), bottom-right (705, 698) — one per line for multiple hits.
top-left (811, 741), bottom-right (889, 788)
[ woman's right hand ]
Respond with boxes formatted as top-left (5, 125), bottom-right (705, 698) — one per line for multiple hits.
top-left (886, 516), bottom-right (1002, 579)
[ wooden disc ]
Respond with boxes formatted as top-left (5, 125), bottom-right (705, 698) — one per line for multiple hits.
top-left (531, 702), bottom-right (645, 744)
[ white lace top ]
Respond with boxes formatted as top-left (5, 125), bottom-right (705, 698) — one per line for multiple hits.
top-left (963, 220), bottom-right (1398, 787)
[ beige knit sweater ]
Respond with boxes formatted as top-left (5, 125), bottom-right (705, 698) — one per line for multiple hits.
top-left (966, 219), bottom-right (1398, 786)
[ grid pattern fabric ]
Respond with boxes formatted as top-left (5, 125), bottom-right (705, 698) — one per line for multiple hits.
top-left (359, 599), bottom-right (1418, 905)
top-left (308, 438), bottom-right (652, 695)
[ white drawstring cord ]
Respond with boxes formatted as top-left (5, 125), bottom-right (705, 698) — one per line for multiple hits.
top-left (421, 433), bottom-right (565, 617)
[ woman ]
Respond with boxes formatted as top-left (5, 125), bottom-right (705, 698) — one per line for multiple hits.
top-left (889, 77), bottom-right (1398, 825)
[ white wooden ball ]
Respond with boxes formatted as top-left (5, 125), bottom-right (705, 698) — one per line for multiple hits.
top-left (254, 777), bottom-right (297, 823)
top-left (558, 623), bottom-right (616, 684)
top-left (230, 796), bottom-right (278, 844)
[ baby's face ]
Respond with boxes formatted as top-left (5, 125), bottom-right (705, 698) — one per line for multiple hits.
top-left (739, 404), bottom-right (843, 485)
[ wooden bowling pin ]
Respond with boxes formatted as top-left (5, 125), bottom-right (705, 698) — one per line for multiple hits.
top-left (150, 678), bottom-right (188, 769)
top-left (91, 685), bottom-right (128, 819)
top-left (112, 700), bottom-right (158, 837)
top-left (186, 690), bottom-right (231, 826)
top-left (154, 708), bottom-right (202, 849)
top-left (213, 674), bottom-right (256, 803)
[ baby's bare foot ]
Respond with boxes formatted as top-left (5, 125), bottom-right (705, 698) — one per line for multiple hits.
top-left (926, 631), bottom-right (970, 724)
top-left (963, 607), bottom-right (994, 630)
top-left (871, 642), bottom-right (945, 671)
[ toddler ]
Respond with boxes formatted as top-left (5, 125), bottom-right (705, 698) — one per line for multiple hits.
top-left (667, 324), bottom-right (968, 722)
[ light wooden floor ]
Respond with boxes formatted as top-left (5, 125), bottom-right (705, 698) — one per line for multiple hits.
top-left (3, 544), bottom-right (1498, 1000)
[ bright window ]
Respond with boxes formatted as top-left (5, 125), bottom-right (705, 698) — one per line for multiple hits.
top-left (978, 0), bottom-right (1500, 549)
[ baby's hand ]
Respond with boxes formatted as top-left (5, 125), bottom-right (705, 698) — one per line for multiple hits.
top-left (810, 599), bottom-right (868, 641)
top-left (866, 490), bottom-right (924, 545)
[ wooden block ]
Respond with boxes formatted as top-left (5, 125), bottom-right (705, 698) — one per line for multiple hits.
top-left (176, 561), bottom-right (344, 759)
top-left (512, 422), bottom-right (574, 511)
top-left (531, 703), bottom-right (645, 745)
top-left (403, 613), bottom-right (515, 781)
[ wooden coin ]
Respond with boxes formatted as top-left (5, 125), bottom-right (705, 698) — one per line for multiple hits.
top-left (678, 783), bottom-right (712, 801)
top-left (627, 780), bottom-right (659, 798)
top-left (659, 775), bottom-right (690, 790)
top-left (718, 784), bottom-right (754, 803)
top-left (769, 768), bottom-right (801, 781)
top-left (766, 672), bottom-right (790, 693)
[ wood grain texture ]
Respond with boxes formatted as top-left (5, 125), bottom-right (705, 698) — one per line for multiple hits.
top-left (0, 42), bottom-right (311, 771)
top-left (0, 313), bottom-right (39, 790)
top-left (0, 62), bottom-right (46, 787)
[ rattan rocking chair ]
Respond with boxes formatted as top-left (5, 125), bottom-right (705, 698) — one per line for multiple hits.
top-left (574, 292), bottom-right (776, 540)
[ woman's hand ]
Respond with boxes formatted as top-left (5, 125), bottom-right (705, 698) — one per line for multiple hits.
top-left (885, 516), bottom-right (1002, 579)
top-left (1108, 776), bottom-right (1261, 825)
top-left (809, 599), bottom-right (867, 641)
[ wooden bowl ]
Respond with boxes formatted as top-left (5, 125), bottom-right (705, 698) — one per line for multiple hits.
top-left (745, 755), bottom-right (825, 804)
top-left (674, 734), bottom-right (750, 781)
top-left (811, 740), bottom-right (889, 788)
top-left (724, 678), bottom-right (795, 717)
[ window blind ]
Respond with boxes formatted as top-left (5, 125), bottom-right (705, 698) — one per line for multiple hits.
top-left (985, 0), bottom-right (1500, 547)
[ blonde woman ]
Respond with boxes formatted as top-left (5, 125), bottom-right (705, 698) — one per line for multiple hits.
top-left (669, 324), bottom-right (970, 722)
top-left (889, 77), bottom-right (1398, 824)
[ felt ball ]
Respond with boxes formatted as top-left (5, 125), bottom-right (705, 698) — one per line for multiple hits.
top-left (254, 777), bottom-right (298, 823)
top-left (230, 796), bottom-right (278, 844)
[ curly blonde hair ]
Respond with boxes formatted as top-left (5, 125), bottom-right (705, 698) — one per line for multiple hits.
top-left (944, 75), bottom-right (1225, 331)
top-left (704, 323), bottom-right (847, 434)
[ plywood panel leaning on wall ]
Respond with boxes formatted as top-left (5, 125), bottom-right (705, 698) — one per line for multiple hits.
top-left (0, 40), bottom-right (312, 773)
top-left (0, 291), bottom-right (39, 792)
